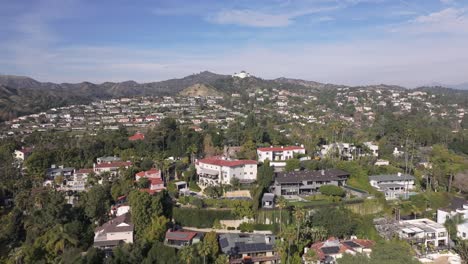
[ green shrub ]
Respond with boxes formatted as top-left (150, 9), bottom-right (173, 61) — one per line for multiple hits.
top-left (319, 185), bottom-right (346, 197)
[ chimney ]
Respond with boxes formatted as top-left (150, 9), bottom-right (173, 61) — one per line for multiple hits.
top-left (281, 146), bottom-right (284, 149)
top-left (321, 169), bottom-right (325, 176)
top-left (265, 236), bottom-right (271, 244)
top-left (397, 172), bottom-right (402, 177)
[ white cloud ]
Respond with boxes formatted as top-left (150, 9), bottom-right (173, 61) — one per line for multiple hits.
top-left (391, 7), bottom-right (468, 35)
top-left (209, 6), bottom-right (339, 27)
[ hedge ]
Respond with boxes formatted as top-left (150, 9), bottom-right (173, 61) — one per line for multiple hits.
top-left (173, 207), bottom-right (236, 228)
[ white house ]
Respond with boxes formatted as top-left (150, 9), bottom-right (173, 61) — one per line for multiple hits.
top-left (369, 173), bottom-right (415, 200)
top-left (93, 161), bottom-right (133, 176)
top-left (364, 142), bottom-right (379, 157)
top-left (232, 71), bottom-right (251, 79)
top-left (437, 197), bottom-right (468, 240)
top-left (196, 156), bottom-right (257, 186)
top-left (14, 147), bottom-right (34, 161)
top-left (94, 213), bottom-right (134, 251)
top-left (397, 218), bottom-right (448, 248)
top-left (257, 145), bottom-right (306, 167)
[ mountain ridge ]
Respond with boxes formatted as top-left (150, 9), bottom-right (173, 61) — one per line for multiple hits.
top-left (1, 71), bottom-right (467, 122)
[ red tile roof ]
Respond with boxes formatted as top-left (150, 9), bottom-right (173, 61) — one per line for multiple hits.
top-left (136, 169), bottom-right (160, 178)
top-left (165, 230), bottom-right (197, 241)
top-left (76, 168), bottom-right (93, 174)
top-left (129, 132), bottom-right (145, 141)
top-left (308, 237), bottom-right (375, 260)
top-left (149, 178), bottom-right (163, 185)
top-left (257, 146), bottom-right (305, 152)
top-left (95, 161), bottom-right (133, 169)
top-left (198, 156), bottom-right (257, 167)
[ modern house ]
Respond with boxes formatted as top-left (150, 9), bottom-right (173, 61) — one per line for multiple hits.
top-left (303, 237), bottom-right (374, 264)
top-left (272, 169), bottom-right (350, 196)
top-left (164, 230), bottom-right (202, 248)
top-left (437, 197), bottom-right (468, 240)
top-left (369, 173), bottom-right (415, 200)
top-left (46, 165), bottom-right (75, 179)
top-left (396, 218), bottom-right (448, 249)
top-left (196, 156), bottom-right (257, 187)
top-left (319, 143), bottom-right (356, 161)
top-left (262, 193), bottom-right (275, 208)
top-left (257, 145), bottom-right (306, 167)
top-left (219, 233), bottom-right (279, 264)
top-left (94, 213), bottom-right (134, 253)
top-left (375, 218), bottom-right (449, 250)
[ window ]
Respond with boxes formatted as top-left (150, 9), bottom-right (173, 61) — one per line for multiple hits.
top-left (438, 232), bottom-right (446, 237)
top-left (463, 233), bottom-right (466, 238)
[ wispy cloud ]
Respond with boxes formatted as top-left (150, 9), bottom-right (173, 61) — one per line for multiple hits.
top-left (392, 7), bottom-right (468, 35)
top-left (208, 6), bottom-right (339, 27)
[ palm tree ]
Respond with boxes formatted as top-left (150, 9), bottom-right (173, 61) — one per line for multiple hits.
top-left (197, 242), bottom-right (211, 264)
top-left (293, 207), bottom-right (306, 242)
top-left (179, 245), bottom-right (195, 264)
top-left (214, 254), bottom-right (229, 264)
top-left (280, 225), bottom-right (296, 264)
top-left (44, 225), bottom-right (79, 256)
top-left (277, 196), bottom-right (287, 233)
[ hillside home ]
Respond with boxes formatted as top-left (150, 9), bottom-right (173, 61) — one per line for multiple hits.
top-left (437, 197), bottom-right (468, 240)
top-left (257, 145), bottom-right (306, 167)
top-left (303, 237), bottom-right (374, 264)
top-left (272, 169), bottom-right (350, 196)
top-left (164, 230), bottom-right (202, 248)
top-left (369, 173), bottom-right (415, 200)
top-left (94, 213), bottom-right (134, 252)
top-left (128, 132), bottom-right (145, 141)
top-left (93, 161), bottom-right (132, 176)
top-left (219, 233), bottom-right (279, 264)
top-left (97, 156), bottom-right (121, 164)
top-left (14, 147), bottom-right (34, 161)
top-left (135, 169), bottom-right (161, 180)
top-left (262, 193), bottom-right (275, 208)
top-left (396, 218), bottom-right (448, 249)
top-left (196, 156), bottom-right (257, 187)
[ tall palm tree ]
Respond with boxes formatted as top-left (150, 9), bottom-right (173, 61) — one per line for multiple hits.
top-left (197, 242), bottom-right (211, 264)
top-left (277, 196), bottom-right (287, 233)
top-left (293, 207), bottom-right (306, 242)
top-left (179, 245), bottom-right (195, 264)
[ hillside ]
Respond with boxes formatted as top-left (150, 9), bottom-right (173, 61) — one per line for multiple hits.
top-left (179, 83), bottom-right (224, 97)
top-left (1, 71), bottom-right (467, 122)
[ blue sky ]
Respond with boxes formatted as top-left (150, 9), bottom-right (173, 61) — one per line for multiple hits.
top-left (1, 0), bottom-right (468, 87)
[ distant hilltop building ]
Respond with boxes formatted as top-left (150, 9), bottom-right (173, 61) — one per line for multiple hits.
top-left (232, 71), bottom-right (251, 79)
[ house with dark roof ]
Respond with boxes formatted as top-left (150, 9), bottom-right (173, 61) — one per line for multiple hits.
top-left (369, 173), bottom-right (415, 200)
top-left (272, 169), bottom-right (349, 196)
top-left (262, 193), bottom-right (275, 208)
top-left (93, 213), bottom-right (134, 253)
top-left (219, 233), bottom-right (279, 264)
top-left (304, 237), bottom-right (374, 264)
top-left (164, 230), bottom-right (202, 248)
